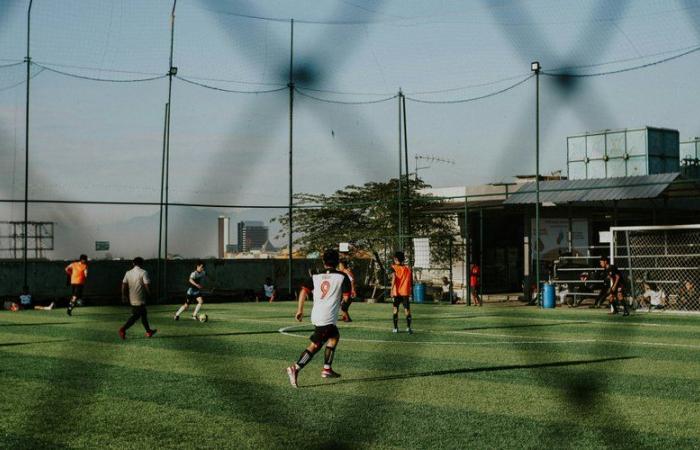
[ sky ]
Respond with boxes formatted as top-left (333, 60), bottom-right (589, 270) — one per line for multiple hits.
top-left (1, 0), bottom-right (700, 258)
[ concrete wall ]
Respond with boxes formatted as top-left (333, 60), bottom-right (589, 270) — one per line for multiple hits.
top-left (0, 259), bottom-right (341, 304)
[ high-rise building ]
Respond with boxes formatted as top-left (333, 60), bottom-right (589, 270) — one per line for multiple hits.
top-left (237, 220), bottom-right (269, 252)
top-left (218, 216), bottom-right (230, 258)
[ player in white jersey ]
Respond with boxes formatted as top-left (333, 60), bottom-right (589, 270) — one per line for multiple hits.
top-left (174, 261), bottom-right (206, 321)
top-left (286, 249), bottom-right (351, 388)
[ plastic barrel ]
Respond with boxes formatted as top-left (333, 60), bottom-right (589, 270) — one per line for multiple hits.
top-left (542, 283), bottom-right (556, 308)
top-left (413, 283), bottom-right (426, 304)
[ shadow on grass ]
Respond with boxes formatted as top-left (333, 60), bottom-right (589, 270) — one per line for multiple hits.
top-left (155, 330), bottom-right (281, 340)
top-left (302, 356), bottom-right (637, 387)
top-left (0, 322), bottom-right (73, 327)
top-left (462, 321), bottom-right (590, 331)
top-left (0, 339), bottom-right (69, 348)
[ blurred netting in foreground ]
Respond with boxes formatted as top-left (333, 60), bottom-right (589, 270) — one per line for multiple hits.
top-left (0, 0), bottom-right (700, 262)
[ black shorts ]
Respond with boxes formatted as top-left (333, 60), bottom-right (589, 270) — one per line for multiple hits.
top-left (71, 284), bottom-right (84, 298)
top-left (185, 292), bottom-right (202, 304)
top-left (392, 296), bottom-right (410, 309)
top-left (309, 324), bottom-right (340, 346)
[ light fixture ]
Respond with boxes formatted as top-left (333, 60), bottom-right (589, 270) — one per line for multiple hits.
top-left (531, 61), bottom-right (541, 72)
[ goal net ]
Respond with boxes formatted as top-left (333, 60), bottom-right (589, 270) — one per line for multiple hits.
top-left (610, 225), bottom-right (700, 312)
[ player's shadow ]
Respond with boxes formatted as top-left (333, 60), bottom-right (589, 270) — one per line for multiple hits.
top-left (0, 339), bottom-right (69, 347)
top-left (0, 322), bottom-right (73, 327)
top-left (301, 356), bottom-right (637, 388)
top-left (155, 330), bottom-right (280, 340)
top-left (461, 321), bottom-right (590, 331)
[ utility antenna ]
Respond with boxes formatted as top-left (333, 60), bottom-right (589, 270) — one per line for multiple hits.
top-left (414, 154), bottom-right (455, 180)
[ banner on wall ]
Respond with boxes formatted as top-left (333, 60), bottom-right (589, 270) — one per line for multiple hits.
top-left (530, 218), bottom-right (588, 260)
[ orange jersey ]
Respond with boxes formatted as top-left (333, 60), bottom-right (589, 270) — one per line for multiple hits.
top-left (66, 261), bottom-right (88, 285)
top-left (391, 264), bottom-right (412, 297)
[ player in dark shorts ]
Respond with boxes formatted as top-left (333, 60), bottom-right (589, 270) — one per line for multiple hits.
top-left (65, 254), bottom-right (88, 316)
top-left (174, 261), bottom-right (206, 321)
top-left (607, 265), bottom-right (629, 316)
top-left (286, 249), bottom-right (351, 388)
top-left (391, 251), bottom-right (413, 334)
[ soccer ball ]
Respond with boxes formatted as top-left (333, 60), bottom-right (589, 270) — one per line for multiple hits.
top-left (198, 313), bottom-right (208, 323)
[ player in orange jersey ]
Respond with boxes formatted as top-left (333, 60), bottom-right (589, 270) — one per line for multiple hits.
top-left (390, 251), bottom-right (413, 334)
top-left (65, 254), bottom-right (88, 316)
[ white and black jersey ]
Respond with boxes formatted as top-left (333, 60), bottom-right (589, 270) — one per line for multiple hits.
top-left (187, 270), bottom-right (206, 296)
top-left (301, 269), bottom-right (351, 327)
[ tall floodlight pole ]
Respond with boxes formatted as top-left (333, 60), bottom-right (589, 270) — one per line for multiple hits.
top-left (158, 0), bottom-right (178, 302)
top-left (23, 0), bottom-right (34, 290)
top-left (287, 19), bottom-right (295, 298)
top-left (401, 93), bottom-right (412, 249)
top-left (397, 90), bottom-right (403, 250)
top-left (531, 61), bottom-right (541, 306)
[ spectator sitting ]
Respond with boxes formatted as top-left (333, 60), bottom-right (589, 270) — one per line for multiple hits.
top-left (638, 282), bottom-right (666, 311)
top-left (441, 277), bottom-right (462, 304)
top-left (678, 281), bottom-right (696, 311)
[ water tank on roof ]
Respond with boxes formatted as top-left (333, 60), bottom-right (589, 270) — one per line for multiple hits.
top-left (567, 127), bottom-right (679, 180)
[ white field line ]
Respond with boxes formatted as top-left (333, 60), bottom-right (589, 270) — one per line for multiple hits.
top-left (277, 325), bottom-right (700, 350)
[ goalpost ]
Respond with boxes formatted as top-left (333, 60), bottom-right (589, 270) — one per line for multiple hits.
top-left (610, 224), bottom-right (700, 311)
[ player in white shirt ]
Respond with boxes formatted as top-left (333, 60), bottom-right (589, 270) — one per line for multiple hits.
top-left (286, 249), bottom-right (351, 388)
top-left (174, 261), bottom-right (206, 321)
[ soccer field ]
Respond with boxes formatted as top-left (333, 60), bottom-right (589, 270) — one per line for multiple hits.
top-left (1, 303), bottom-right (699, 449)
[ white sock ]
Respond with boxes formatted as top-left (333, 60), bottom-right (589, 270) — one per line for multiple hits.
top-left (193, 303), bottom-right (202, 317)
top-left (176, 305), bottom-right (187, 316)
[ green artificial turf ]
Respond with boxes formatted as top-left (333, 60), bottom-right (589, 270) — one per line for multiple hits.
top-left (1, 302), bottom-right (699, 449)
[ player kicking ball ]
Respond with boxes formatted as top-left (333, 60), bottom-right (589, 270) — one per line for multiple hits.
top-left (174, 261), bottom-right (206, 321)
top-left (391, 251), bottom-right (413, 334)
top-left (286, 249), bottom-right (351, 388)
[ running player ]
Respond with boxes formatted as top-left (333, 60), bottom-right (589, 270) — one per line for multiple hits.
top-left (338, 260), bottom-right (356, 322)
top-left (263, 277), bottom-right (277, 303)
top-left (119, 257), bottom-right (157, 339)
top-left (174, 260), bottom-right (206, 321)
top-left (391, 251), bottom-right (413, 334)
top-left (65, 254), bottom-right (88, 316)
top-left (286, 249), bottom-right (351, 388)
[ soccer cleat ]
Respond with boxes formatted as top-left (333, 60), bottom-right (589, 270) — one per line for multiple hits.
top-left (407, 328), bottom-right (413, 334)
top-left (321, 368), bottom-right (341, 378)
top-left (146, 329), bottom-right (157, 338)
top-left (286, 365), bottom-right (299, 388)
top-left (118, 328), bottom-right (126, 340)
top-left (66, 307), bottom-right (72, 316)
top-left (392, 328), bottom-right (399, 333)
top-left (174, 315), bottom-right (179, 321)
top-left (192, 315), bottom-right (198, 320)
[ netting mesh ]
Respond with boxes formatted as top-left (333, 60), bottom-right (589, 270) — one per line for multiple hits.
top-left (613, 227), bottom-right (700, 311)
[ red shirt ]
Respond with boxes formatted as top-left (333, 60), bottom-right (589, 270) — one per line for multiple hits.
top-left (469, 265), bottom-right (480, 288)
top-left (391, 264), bottom-right (412, 297)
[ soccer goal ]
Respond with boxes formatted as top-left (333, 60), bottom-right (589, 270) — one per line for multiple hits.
top-left (610, 225), bottom-right (700, 311)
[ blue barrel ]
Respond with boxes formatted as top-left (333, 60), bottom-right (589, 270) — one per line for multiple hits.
top-left (413, 283), bottom-right (426, 304)
top-left (542, 283), bottom-right (556, 308)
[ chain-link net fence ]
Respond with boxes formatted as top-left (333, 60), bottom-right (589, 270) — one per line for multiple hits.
top-left (612, 225), bottom-right (700, 311)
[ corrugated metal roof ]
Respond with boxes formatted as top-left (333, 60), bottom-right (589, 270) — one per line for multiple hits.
top-left (503, 172), bottom-right (680, 205)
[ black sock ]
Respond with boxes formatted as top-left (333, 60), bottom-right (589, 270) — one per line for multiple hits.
top-left (406, 314), bottom-right (412, 329)
top-left (393, 313), bottom-right (398, 329)
top-left (296, 349), bottom-right (315, 369)
top-left (323, 346), bottom-right (336, 368)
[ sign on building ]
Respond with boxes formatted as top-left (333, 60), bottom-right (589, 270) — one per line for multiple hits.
top-left (95, 241), bottom-right (110, 251)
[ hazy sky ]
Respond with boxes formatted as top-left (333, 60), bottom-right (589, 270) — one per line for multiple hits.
top-left (1, 0), bottom-right (700, 257)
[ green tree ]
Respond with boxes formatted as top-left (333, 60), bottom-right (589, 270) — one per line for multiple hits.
top-left (273, 177), bottom-right (460, 265)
